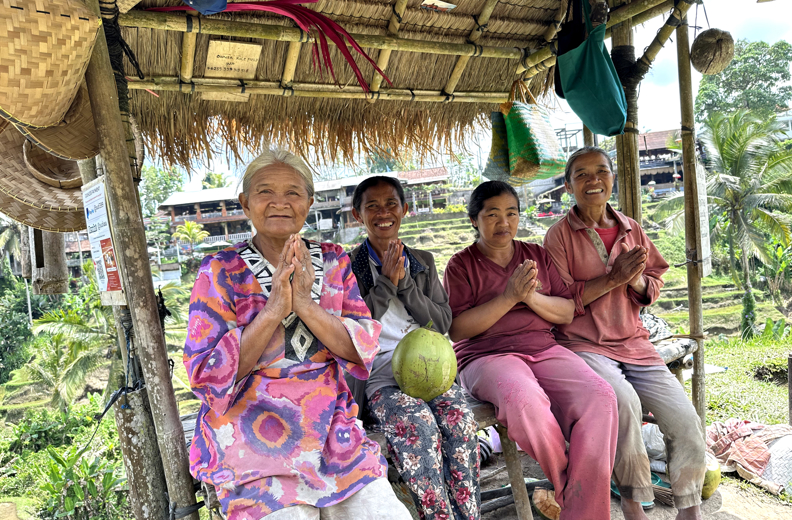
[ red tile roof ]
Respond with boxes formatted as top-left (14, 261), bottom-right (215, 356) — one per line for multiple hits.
top-left (637, 130), bottom-right (678, 153)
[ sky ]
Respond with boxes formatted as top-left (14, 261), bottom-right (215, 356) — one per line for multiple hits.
top-left (180, 0), bottom-right (792, 190)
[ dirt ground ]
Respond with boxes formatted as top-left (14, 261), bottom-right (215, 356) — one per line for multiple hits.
top-left (0, 502), bottom-right (19, 520)
top-left (479, 454), bottom-right (792, 520)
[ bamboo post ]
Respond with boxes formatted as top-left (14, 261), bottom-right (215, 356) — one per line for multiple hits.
top-left (367, 0), bottom-right (407, 99)
top-left (29, 229), bottom-right (68, 295)
top-left (611, 16), bottom-right (642, 222)
top-left (82, 1), bottom-right (199, 518)
top-left (442, 0), bottom-right (500, 96)
top-left (280, 41), bottom-right (303, 88)
top-left (676, 16), bottom-right (706, 430)
top-left (495, 425), bottom-right (532, 520)
top-left (583, 126), bottom-right (595, 147)
top-left (180, 32), bottom-right (197, 84)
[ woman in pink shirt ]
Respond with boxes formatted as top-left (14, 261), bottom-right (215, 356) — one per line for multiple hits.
top-left (543, 147), bottom-right (706, 520)
top-left (443, 181), bottom-right (618, 520)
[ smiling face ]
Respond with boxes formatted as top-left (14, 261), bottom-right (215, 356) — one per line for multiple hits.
top-left (352, 181), bottom-right (408, 243)
top-left (564, 151), bottom-right (614, 210)
top-left (473, 193), bottom-right (520, 248)
top-left (238, 163), bottom-right (314, 240)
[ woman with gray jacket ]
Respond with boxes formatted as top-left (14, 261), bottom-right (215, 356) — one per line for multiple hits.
top-left (346, 176), bottom-right (480, 520)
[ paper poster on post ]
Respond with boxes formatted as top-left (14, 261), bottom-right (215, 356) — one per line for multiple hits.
top-left (694, 162), bottom-right (712, 277)
top-left (82, 177), bottom-right (124, 303)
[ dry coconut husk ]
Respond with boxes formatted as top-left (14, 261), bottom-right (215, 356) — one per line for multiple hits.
top-left (691, 29), bottom-right (735, 75)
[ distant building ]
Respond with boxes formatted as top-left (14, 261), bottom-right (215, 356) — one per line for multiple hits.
top-left (637, 130), bottom-right (684, 196)
top-left (158, 167), bottom-right (450, 244)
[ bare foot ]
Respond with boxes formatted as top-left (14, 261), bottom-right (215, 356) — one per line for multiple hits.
top-left (621, 498), bottom-right (650, 520)
top-left (675, 506), bottom-right (703, 520)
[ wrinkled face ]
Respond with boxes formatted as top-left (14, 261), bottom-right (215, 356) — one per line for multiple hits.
top-left (564, 152), bottom-right (614, 208)
top-left (352, 182), bottom-right (408, 243)
top-left (239, 164), bottom-right (313, 240)
top-left (473, 193), bottom-right (520, 247)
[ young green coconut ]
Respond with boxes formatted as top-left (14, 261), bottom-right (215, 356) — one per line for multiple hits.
top-left (392, 320), bottom-right (457, 402)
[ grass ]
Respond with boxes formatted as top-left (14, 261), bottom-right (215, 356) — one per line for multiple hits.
top-left (0, 399), bottom-right (49, 412)
top-left (659, 302), bottom-right (784, 332)
top-left (699, 336), bottom-right (790, 425)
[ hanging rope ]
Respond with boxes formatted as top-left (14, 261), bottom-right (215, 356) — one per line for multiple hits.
top-left (98, 1), bottom-right (144, 114)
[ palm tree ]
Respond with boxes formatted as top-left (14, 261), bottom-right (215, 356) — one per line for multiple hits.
top-left (654, 111), bottom-right (792, 289)
top-left (202, 172), bottom-right (232, 190)
top-left (172, 221), bottom-right (209, 256)
top-left (0, 216), bottom-right (21, 271)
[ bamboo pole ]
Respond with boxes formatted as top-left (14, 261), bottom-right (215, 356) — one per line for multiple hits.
top-left (516, 0), bottom-right (670, 74)
top-left (605, 0), bottom-right (674, 39)
top-left (82, 1), bottom-right (199, 518)
top-left (521, 56), bottom-right (555, 80)
top-left (637, 0), bottom-right (695, 75)
top-left (442, 0), bottom-right (500, 96)
top-left (676, 16), bottom-right (706, 430)
top-left (583, 126), bottom-right (595, 147)
top-left (280, 41), bottom-right (303, 88)
top-left (367, 0), bottom-right (407, 99)
top-left (129, 77), bottom-right (509, 103)
top-left (119, 10), bottom-right (523, 60)
top-left (180, 32), bottom-right (198, 84)
top-left (611, 17), bottom-right (642, 223)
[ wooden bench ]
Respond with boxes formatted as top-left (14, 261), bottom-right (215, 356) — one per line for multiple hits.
top-left (180, 338), bottom-right (697, 520)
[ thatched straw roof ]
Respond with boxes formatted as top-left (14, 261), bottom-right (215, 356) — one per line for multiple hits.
top-left (118, 0), bottom-right (664, 168)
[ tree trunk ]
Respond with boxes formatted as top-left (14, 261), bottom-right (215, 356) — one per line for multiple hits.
top-left (29, 229), bottom-right (69, 295)
top-left (20, 224), bottom-right (31, 279)
top-left (727, 221), bottom-right (741, 289)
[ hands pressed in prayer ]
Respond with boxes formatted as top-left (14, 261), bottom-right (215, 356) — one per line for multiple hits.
top-left (609, 244), bottom-right (647, 288)
top-left (265, 235), bottom-right (297, 321)
top-left (290, 235), bottom-right (316, 312)
top-left (503, 260), bottom-right (538, 306)
top-left (380, 239), bottom-right (406, 286)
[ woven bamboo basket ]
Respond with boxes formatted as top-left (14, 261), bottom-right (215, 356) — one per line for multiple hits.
top-left (23, 141), bottom-right (83, 189)
top-left (0, 125), bottom-right (85, 232)
top-left (118, 0), bottom-right (141, 14)
top-left (0, 0), bottom-right (101, 128)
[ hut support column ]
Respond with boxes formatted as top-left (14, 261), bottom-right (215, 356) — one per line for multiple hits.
top-left (29, 229), bottom-right (68, 295)
top-left (676, 17), bottom-right (706, 429)
top-left (611, 20), bottom-right (642, 222)
top-left (82, 1), bottom-right (199, 518)
top-left (583, 126), bottom-right (595, 147)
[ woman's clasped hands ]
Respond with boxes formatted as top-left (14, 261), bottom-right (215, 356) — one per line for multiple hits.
top-left (503, 260), bottom-right (539, 307)
top-left (265, 234), bottom-right (316, 321)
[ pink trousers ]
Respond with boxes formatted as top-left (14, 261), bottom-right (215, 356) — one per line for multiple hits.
top-left (459, 346), bottom-right (618, 520)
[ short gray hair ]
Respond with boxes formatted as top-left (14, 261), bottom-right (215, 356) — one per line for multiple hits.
top-left (564, 146), bottom-right (614, 184)
top-left (241, 148), bottom-right (315, 197)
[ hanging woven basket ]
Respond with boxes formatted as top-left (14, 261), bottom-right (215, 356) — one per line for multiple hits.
top-left (0, 0), bottom-right (101, 128)
top-left (690, 29), bottom-right (735, 75)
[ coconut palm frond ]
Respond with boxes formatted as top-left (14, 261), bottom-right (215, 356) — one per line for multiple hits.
top-left (752, 208), bottom-right (792, 246)
top-left (55, 345), bottom-right (108, 408)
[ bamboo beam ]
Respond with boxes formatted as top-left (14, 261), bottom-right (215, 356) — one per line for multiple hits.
top-left (676, 16), bottom-right (707, 431)
top-left (367, 0), bottom-right (408, 99)
top-left (119, 10), bottom-right (524, 60)
top-left (442, 0), bottom-right (500, 96)
top-left (180, 32), bottom-right (197, 83)
top-left (516, 0), bottom-right (670, 74)
top-left (130, 77), bottom-right (509, 103)
top-left (82, 1), bottom-right (199, 519)
top-left (638, 0), bottom-right (695, 74)
top-left (605, 0), bottom-right (674, 39)
top-left (521, 56), bottom-right (555, 80)
top-left (280, 41), bottom-right (303, 88)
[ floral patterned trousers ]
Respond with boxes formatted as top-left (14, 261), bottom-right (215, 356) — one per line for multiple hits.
top-left (367, 384), bottom-right (481, 520)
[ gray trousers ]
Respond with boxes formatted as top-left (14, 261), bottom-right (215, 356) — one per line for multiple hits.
top-left (263, 479), bottom-right (413, 520)
top-left (577, 352), bottom-right (706, 509)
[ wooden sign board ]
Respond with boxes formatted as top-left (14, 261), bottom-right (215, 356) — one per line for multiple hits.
top-left (202, 40), bottom-right (262, 103)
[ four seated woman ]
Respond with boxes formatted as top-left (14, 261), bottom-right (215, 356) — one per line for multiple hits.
top-left (442, 181), bottom-right (618, 520)
top-left (345, 176), bottom-right (481, 520)
top-left (184, 150), bottom-right (411, 520)
top-left (543, 147), bottom-right (706, 520)
top-left (184, 148), bottom-right (707, 519)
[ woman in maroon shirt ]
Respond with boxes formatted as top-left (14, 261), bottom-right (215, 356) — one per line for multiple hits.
top-left (443, 181), bottom-right (618, 520)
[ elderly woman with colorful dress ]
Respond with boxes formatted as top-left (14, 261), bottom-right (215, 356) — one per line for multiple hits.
top-left (543, 146), bottom-right (706, 520)
top-left (443, 181), bottom-right (618, 520)
top-left (345, 176), bottom-right (480, 520)
top-left (183, 149), bottom-right (412, 520)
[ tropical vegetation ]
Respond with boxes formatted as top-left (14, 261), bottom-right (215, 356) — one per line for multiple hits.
top-left (171, 220), bottom-right (210, 256)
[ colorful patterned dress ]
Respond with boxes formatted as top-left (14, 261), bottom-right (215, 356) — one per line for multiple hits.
top-left (184, 240), bottom-right (387, 519)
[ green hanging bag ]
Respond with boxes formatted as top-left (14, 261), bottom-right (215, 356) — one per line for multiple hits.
top-left (502, 81), bottom-right (566, 183)
top-left (557, 0), bottom-right (627, 136)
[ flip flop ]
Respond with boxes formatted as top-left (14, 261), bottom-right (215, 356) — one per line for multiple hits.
top-left (610, 480), bottom-right (656, 510)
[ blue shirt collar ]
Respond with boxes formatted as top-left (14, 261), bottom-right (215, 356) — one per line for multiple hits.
top-left (364, 238), bottom-right (406, 268)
